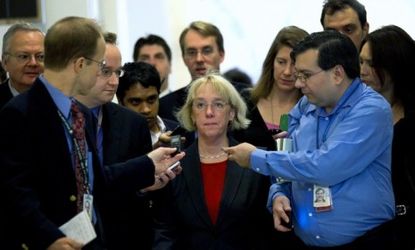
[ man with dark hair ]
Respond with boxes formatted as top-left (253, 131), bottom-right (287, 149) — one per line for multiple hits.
top-left (0, 17), bottom-right (184, 249)
top-left (117, 62), bottom-right (192, 149)
top-left (0, 23), bottom-right (44, 109)
top-left (320, 0), bottom-right (369, 49)
top-left (225, 30), bottom-right (395, 249)
top-left (133, 34), bottom-right (172, 97)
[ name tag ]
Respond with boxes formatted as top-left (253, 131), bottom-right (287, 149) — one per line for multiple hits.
top-left (313, 185), bottom-right (332, 212)
top-left (83, 194), bottom-right (94, 220)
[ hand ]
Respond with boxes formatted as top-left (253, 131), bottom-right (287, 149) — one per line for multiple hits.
top-left (272, 131), bottom-right (288, 140)
top-left (147, 147), bottom-right (185, 175)
top-left (153, 131), bottom-right (186, 149)
top-left (222, 142), bottom-right (256, 168)
top-left (272, 195), bottom-right (293, 232)
top-left (47, 237), bottom-right (83, 250)
top-left (140, 165), bottom-right (183, 192)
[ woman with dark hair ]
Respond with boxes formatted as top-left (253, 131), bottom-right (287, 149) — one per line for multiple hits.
top-left (360, 24), bottom-right (415, 249)
top-left (234, 26), bottom-right (308, 150)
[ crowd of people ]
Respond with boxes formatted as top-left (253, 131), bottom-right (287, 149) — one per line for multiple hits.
top-left (1, 0), bottom-right (414, 249)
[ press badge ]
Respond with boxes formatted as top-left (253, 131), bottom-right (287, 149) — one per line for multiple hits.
top-left (83, 194), bottom-right (94, 220)
top-left (313, 185), bottom-right (332, 212)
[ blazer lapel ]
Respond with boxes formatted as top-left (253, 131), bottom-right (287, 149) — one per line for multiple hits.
top-left (182, 142), bottom-right (213, 227)
top-left (215, 138), bottom-right (245, 227)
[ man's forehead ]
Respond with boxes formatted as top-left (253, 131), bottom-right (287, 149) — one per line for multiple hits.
top-left (324, 7), bottom-right (361, 28)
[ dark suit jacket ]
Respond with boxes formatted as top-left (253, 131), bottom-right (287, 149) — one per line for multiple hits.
top-left (0, 79), bottom-right (155, 249)
top-left (159, 86), bottom-right (187, 122)
top-left (153, 137), bottom-right (276, 250)
top-left (98, 102), bottom-right (154, 250)
top-left (0, 79), bottom-right (13, 110)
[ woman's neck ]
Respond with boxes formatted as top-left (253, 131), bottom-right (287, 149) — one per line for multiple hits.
top-left (257, 87), bottom-right (300, 125)
top-left (198, 135), bottom-right (229, 162)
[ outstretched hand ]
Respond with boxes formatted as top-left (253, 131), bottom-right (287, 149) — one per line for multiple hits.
top-left (222, 142), bottom-right (256, 168)
top-left (147, 147), bottom-right (185, 175)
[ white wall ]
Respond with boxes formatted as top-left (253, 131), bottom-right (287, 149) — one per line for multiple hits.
top-left (2, 0), bottom-right (415, 91)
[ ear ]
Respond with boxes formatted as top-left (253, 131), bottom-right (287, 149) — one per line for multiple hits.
top-left (229, 107), bottom-right (235, 121)
top-left (73, 57), bottom-right (86, 73)
top-left (362, 22), bottom-right (369, 40)
top-left (219, 51), bottom-right (225, 64)
top-left (332, 65), bottom-right (345, 85)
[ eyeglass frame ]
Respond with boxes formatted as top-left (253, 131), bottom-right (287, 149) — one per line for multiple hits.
top-left (184, 46), bottom-right (215, 59)
top-left (294, 69), bottom-right (324, 83)
top-left (4, 52), bottom-right (45, 64)
top-left (84, 56), bottom-right (106, 69)
top-left (84, 56), bottom-right (123, 77)
top-left (192, 99), bottom-right (229, 112)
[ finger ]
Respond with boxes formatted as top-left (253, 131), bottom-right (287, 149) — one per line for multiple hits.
top-left (158, 173), bottom-right (170, 183)
top-left (171, 151), bottom-right (185, 162)
top-left (222, 146), bottom-right (232, 154)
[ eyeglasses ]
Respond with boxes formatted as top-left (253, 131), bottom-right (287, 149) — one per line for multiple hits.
top-left (100, 67), bottom-right (125, 78)
top-left (294, 70), bottom-right (324, 83)
top-left (193, 100), bottom-right (228, 112)
top-left (84, 56), bottom-right (106, 70)
top-left (184, 47), bottom-right (214, 59)
top-left (5, 52), bottom-right (44, 64)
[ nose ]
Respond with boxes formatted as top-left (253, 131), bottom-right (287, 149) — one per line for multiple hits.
top-left (106, 72), bottom-right (119, 86)
top-left (141, 103), bottom-right (152, 114)
top-left (148, 57), bottom-right (156, 66)
top-left (27, 55), bottom-right (39, 65)
top-left (294, 78), bottom-right (304, 89)
top-left (284, 64), bottom-right (294, 76)
top-left (360, 62), bottom-right (369, 78)
top-left (195, 51), bottom-right (204, 62)
top-left (204, 104), bottom-right (215, 117)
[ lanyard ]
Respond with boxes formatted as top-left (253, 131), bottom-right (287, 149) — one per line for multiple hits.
top-left (57, 109), bottom-right (91, 194)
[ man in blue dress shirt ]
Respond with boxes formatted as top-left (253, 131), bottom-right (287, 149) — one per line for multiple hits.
top-left (224, 30), bottom-right (395, 249)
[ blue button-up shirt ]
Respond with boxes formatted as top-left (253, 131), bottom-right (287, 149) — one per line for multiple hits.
top-left (251, 79), bottom-right (395, 247)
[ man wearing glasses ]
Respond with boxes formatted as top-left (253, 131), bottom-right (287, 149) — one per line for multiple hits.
top-left (76, 33), bottom-right (177, 249)
top-left (0, 17), bottom-right (184, 249)
top-left (225, 31), bottom-right (395, 249)
top-left (0, 23), bottom-right (44, 109)
top-left (159, 21), bottom-right (246, 122)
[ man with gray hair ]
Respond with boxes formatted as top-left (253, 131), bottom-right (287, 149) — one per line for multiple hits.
top-left (0, 22), bottom-right (44, 109)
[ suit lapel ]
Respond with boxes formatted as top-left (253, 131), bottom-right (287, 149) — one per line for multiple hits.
top-left (216, 149), bottom-right (244, 227)
top-left (102, 103), bottom-right (122, 163)
top-left (28, 80), bottom-right (76, 187)
top-left (183, 142), bottom-right (213, 227)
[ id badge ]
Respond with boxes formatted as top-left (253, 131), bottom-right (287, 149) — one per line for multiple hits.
top-left (83, 194), bottom-right (94, 220)
top-left (313, 185), bottom-right (332, 212)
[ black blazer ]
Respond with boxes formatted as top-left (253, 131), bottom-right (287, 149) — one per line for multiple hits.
top-left (159, 86), bottom-right (187, 122)
top-left (233, 92), bottom-right (277, 150)
top-left (98, 102), bottom-right (155, 250)
top-left (0, 79), bottom-right (13, 110)
top-left (0, 79), bottom-right (155, 249)
top-left (153, 137), bottom-right (276, 250)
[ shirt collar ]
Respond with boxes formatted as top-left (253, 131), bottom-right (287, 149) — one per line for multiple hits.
top-left (7, 80), bottom-right (20, 97)
top-left (39, 74), bottom-right (72, 118)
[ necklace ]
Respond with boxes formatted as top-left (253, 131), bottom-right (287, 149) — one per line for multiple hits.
top-left (199, 151), bottom-right (228, 159)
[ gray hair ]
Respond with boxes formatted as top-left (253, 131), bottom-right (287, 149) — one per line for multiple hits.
top-left (2, 23), bottom-right (43, 56)
top-left (176, 73), bottom-right (250, 131)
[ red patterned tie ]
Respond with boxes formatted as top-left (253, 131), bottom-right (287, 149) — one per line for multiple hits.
top-left (71, 100), bottom-right (87, 212)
